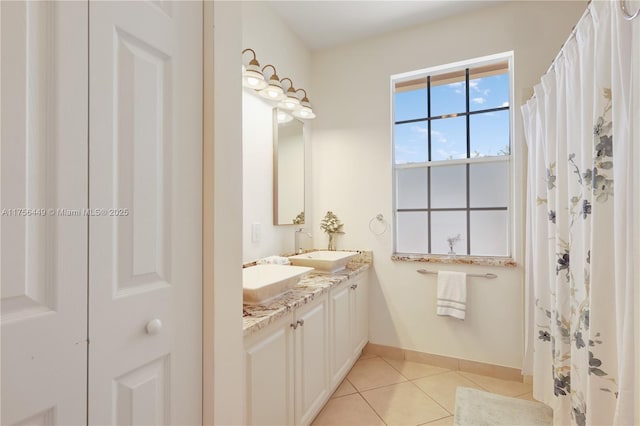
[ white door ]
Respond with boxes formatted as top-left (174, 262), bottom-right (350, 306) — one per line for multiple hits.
top-left (88, 1), bottom-right (202, 424)
top-left (245, 316), bottom-right (296, 426)
top-left (329, 284), bottom-right (353, 388)
top-left (352, 273), bottom-right (369, 353)
top-left (1, 2), bottom-right (88, 425)
top-left (295, 298), bottom-right (329, 426)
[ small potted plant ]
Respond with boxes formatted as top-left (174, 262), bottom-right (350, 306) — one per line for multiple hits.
top-left (320, 211), bottom-right (343, 251)
top-left (447, 234), bottom-right (462, 257)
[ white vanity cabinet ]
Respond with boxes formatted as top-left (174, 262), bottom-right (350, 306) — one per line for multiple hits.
top-left (244, 269), bottom-right (369, 425)
top-left (329, 271), bottom-right (369, 388)
top-left (245, 294), bottom-right (330, 425)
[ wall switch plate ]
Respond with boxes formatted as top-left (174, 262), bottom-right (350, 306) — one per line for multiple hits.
top-left (251, 223), bottom-right (261, 243)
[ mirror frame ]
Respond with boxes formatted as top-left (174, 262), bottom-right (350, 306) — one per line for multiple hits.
top-left (273, 108), bottom-right (305, 226)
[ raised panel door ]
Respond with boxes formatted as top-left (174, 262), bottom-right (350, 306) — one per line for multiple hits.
top-left (88, 2), bottom-right (202, 424)
top-left (245, 316), bottom-right (295, 426)
top-left (329, 284), bottom-right (353, 388)
top-left (295, 298), bottom-right (329, 425)
top-left (1, 2), bottom-right (88, 424)
top-left (353, 273), bottom-right (369, 354)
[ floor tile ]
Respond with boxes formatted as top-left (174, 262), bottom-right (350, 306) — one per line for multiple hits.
top-left (412, 371), bottom-right (483, 413)
top-left (458, 371), bottom-right (532, 397)
top-left (358, 352), bottom-right (377, 361)
top-left (361, 382), bottom-right (450, 426)
top-left (420, 415), bottom-right (454, 425)
top-left (311, 393), bottom-right (385, 426)
top-left (332, 379), bottom-right (357, 398)
top-left (383, 357), bottom-right (450, 380)
top-left (347, 357), bottom-right (407, 392)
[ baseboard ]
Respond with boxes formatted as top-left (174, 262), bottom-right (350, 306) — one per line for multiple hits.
top-left (363, 342), bottom-right (524, 382)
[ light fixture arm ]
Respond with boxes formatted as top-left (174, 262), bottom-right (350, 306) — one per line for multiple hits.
top-left (295, 88), bottom-right (310, 102)
top-left (262, 64), bottom-right (278, 78)
top-left (280, 78), bottom-right (295, 91)
top-left (242, 48), bottom-right (260, 67)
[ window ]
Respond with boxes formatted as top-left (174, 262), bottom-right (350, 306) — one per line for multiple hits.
top-left (392, 54), bottom-right (512, 258)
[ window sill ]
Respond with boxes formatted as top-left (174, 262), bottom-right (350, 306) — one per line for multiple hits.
top-left (391, 254), bottom-right (517, 267)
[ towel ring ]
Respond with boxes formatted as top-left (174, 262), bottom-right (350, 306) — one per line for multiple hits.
top-left (369, 213), bottom-right (388, 236)
top-left (621, 0), bottom-right (640, 20)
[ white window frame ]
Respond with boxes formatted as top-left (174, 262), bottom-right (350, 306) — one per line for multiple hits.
top-left (390, 51), bottom-right (515, 260)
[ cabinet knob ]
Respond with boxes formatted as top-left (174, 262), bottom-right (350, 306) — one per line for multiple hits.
top-left (290, 323), bottom-right (298, 329)
top-left (145, 318), bottom-right (163, 335)
top-left (297, 319), bottom-right (305, 327)
top-left (350, 284), bottom-right (358, 290)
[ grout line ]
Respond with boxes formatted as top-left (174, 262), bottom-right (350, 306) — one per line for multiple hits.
top-left (355, 391), bottom-right (389, 426)
top-left (356, 378), bottom-right (410, 394)
top-left (379, 356), bottom-right (455, 381)
top-left (416, 414), bottom-right (454, 426)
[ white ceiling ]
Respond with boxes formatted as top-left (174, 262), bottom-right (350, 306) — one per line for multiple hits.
top-left (266, 1), bottom-right (505, 51)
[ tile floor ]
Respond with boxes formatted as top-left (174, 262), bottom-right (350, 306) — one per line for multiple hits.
top-left (312, 353), bottom-right (534, 426)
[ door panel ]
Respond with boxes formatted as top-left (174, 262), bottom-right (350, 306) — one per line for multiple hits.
top-left (354, 275), bottom-right (369, 352)
top-left (89, 1), bottom-right (202, 424)
top-left (1, 2), bottom-right (88, 425)
top-left (329, 285), bottom-right (353, 388)
top-left (295, 300), bottom-right (329, 425)
top-left (245, 320), bottom-right (295, 426)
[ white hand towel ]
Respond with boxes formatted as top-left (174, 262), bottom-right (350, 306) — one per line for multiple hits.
top-left (437, 271), bottom-right (467, 320)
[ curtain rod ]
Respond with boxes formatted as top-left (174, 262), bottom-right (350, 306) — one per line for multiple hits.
top-left (545, 0), bottom-right (592, 76)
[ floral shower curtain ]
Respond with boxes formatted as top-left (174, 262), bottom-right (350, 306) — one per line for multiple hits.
top-left (521, 1), bottom-right (636, 425)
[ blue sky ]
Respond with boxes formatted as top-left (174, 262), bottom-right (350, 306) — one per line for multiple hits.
top-left (394, 73), bottom-right (510, 164)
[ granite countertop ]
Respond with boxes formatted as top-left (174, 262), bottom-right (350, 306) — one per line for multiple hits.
top-left (243, 251), bottom-right (372, 337)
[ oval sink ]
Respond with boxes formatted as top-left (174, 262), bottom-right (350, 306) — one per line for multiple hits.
top-left (288, 250), bottom-right (358, 273)
top-left (243, 264), bottom-right (314, 304)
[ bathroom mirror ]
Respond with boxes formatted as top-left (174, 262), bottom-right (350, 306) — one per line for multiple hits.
top-left (273, 109), bottom-right (305, 225)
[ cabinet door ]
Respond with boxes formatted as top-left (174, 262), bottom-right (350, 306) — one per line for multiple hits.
top-left (1, 2), bottom-right (88, 425)
top-left (245, 316), bottom-right (295, 426)
top-left (352, 273), bottom-right (369, 354)
top-left (329, 284), bottom-right (353, 388)
top-left (295, 298), bottom-right (330, 425)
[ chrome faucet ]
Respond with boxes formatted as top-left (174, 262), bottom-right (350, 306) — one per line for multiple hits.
top-left (294, 228), bottom-right (312, 254)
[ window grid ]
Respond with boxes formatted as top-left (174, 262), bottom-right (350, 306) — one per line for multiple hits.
top-left (394, 65), bottom-right (510, 256)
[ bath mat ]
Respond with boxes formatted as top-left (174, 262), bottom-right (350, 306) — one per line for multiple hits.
top-left (454, 387), bottom-right (552, 426)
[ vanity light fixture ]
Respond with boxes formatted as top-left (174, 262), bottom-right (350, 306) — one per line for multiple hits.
top-left (277, 110), bottom-right (294, 123)
top-left (278, 78), bottom-right (301, 110)
top-left (292, 88), bottom-right (316, 119)
top-left (241, 48), bottom-right (316, 119)
top-left (242, 48), bottom-right (268, 90)
top-left (258, 65), bottom-right (286, 101)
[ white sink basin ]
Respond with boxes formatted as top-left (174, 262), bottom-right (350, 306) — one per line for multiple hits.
top-left (288, 250), bottom-right (359, 273)
top-left (243, 264), bottom-right (314, 304)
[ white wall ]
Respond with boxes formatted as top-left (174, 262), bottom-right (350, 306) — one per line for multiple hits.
top-left (242, 2), bottom-right (313, 262)
top-left (310, 1), bottom-right (585, 368)
top-left (207, 2), bottom-right (244, 424)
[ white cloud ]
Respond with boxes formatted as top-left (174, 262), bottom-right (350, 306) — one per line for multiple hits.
top-left (502, 101), bottom-right (509, 107)
top-left (472, 97), bottom-right (485, 105)
top-left (410, 125), bottom-right (428, 135)
top-left (436, 149), bottom-right (463, 160)
top-left (431, 130), bottom-right (447, 144)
